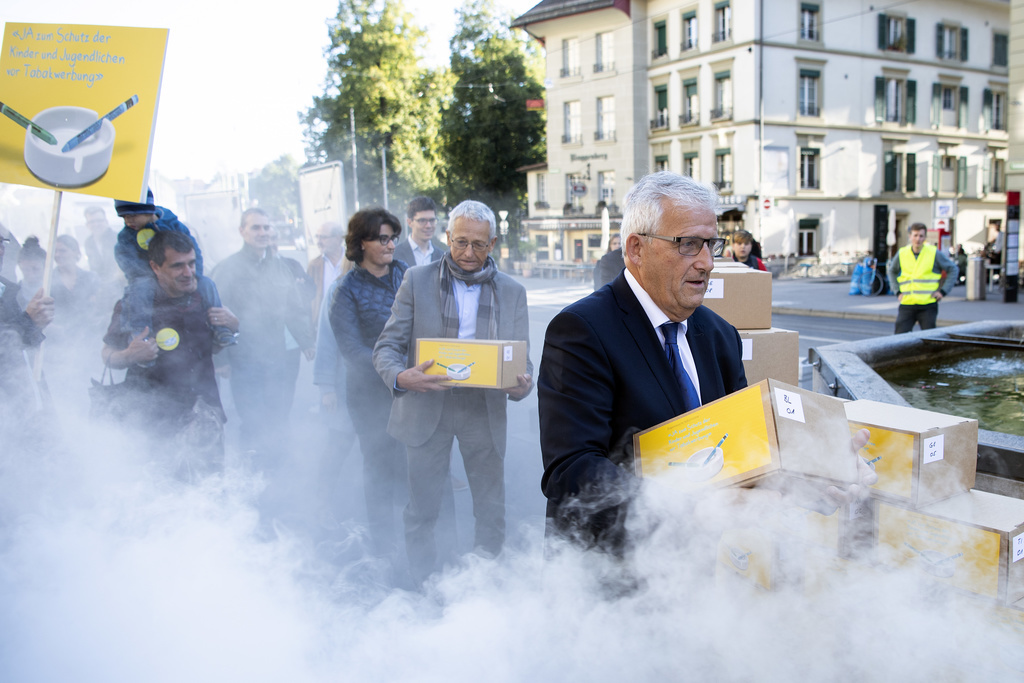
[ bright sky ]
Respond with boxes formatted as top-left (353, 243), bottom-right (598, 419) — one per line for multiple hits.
top-left (5, 0), bottom-right (540, 181)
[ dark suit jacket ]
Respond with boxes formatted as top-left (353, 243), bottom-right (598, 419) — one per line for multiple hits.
top-left (393, 238), bottom-right (446, 268)
top-left (538, 270), bottom-right (746, 549)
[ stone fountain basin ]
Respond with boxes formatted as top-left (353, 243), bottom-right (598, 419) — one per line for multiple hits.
top-left (808, 320), bottom-right (1024, 499)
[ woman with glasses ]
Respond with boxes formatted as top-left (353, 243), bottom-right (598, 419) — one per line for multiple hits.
top-left (327, 207), bottom-right (411, 565)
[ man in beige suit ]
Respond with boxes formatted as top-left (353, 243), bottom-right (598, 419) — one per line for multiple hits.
top-left (373, 200), bottom-right (532, 583)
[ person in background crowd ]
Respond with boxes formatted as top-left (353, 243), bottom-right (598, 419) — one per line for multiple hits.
top-left (16, 236), bottom-right (46, 310)
top-left (82, 205), bottom-right (119, 283)
top-left (395, 197), bottom-right (446, 268)
top-left (729, 230), bottom-right (767, 271)
top-left (0, 233), bottom-right (53, 446)
top-left (593, 233), bottom-right (624, 290)
top-left (308, 221), bottom-right (350, 330)
top-left (887, 223), bottom-right (959, 334)
top-left (51, 235), bottom-right (102, 324)
top-left (0, 223), bottom-right (21, 282)
top-left (212, 207), bottom-right (315, 463)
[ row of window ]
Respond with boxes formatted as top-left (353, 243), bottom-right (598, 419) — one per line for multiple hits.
top-left (533, 171), bottom-right (617, 211)
top-left (873, 77), bottom-right (1006, 131)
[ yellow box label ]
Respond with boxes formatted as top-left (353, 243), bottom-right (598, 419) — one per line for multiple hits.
top-left (851, 423), bottom-right (915, 499)
top-left (878, 504), bottom-right (1002, 598)
top-left (419, 340), bottom-right (500, 386)
top-left (637, 384), bottom-right (772, 488)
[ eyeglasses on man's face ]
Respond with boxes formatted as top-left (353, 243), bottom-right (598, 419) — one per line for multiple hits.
top-left (450, 238), bottom-right (491, 253)
top-left (413, 217), bottom-right (438, 226)
top-left (638, 234), bottom-right (726, 257)
top-left (370, 233), bottom-right (400, 245)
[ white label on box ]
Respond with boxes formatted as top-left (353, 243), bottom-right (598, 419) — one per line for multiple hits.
top-left (774, 388), bottom-right (806, 423)
top-left (922, 434), bottom-right (945, 464)
top-left (741, 338), bottom-right (753, 361)
top-left (704, 278), bottom-right (724, 299)
top-left (1014, 533), bottom-right (1024, 563)
top-left (503, 345), bottom-right (513, 362)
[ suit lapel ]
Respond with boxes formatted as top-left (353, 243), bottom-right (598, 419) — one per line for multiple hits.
top-left (610, 274), bottom-right (685, 415)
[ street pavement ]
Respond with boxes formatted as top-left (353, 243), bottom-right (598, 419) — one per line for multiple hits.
top-left (770, 275), bottom-right (1022, 325)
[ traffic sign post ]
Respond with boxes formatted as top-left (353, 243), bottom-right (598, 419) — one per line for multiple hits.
top-left (1005, 192), bottom-right (1019, 303)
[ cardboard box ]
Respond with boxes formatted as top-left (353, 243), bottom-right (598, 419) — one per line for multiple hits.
top-left (633, 379), bottom-right (858, 492)
top-left (739, 328), bottom-right (799, 385)
top-left (874, 491), bottom-right (1024, 603)
top-left (702, 261), bottom-right (773, 329)
top-left (844, 400), bottom-right (978, 508)
top-left (415, 338), bottom-right (527, 389)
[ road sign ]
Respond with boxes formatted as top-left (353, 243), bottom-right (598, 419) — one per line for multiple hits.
top-left (571, 183), bottom-right (587, 196)
top-left (763, 197), bottom-right (773, 211)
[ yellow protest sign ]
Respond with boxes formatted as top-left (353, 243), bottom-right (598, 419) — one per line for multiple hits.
top-left (0, 22), bottom-right (168, 202)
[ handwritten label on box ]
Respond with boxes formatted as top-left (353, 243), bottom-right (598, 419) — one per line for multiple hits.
top-left (774, 388), bottom-right (806, 423)
top-left (741, 338), bottom-right (753, 361)
top-left (704, 278), bottom-right (724, 299)
top-left (1014, 533), bottom-right (1024, 563)
top-left (503, 345), bottom-right (513, 362)
top-left (922, 434), bottom-right (945, 464)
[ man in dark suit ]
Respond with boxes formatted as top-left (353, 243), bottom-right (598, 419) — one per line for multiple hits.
top-left (394, 196), bottom-right (446, 267)
top-left (538, 171), bottom-right (745, 552)
top-left (374, 200), bottom-right (533, 583)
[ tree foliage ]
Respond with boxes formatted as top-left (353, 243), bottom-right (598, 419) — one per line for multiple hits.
top-left (248, 154), bottom-right (300, 223)
top-left (303, 0), bottom-right (446, 210)
top-left (440, 0), bottom-right (546, 220)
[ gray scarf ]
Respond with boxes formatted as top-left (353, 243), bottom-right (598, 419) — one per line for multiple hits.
top-left (439, 251), bottom-right (498, 340)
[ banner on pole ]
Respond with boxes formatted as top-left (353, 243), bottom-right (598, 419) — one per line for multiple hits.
top-left (0, 22), bottom-right (168, 202)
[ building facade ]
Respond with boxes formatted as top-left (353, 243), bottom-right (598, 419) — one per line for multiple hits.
top-left (514, 0), bottom-right (1010, 265)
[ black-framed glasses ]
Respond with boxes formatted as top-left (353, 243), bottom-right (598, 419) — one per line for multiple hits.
top-left (372, 233), bottom-right (400, 245)
top-left (638, 234), bottom-right (726, 257)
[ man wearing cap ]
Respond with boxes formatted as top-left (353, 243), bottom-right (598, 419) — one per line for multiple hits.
top-left (101, 231), bottom-right (237, 471)
top-left (212, 207), bottom-right (316, 462)
top-left (113, 189), bottom-right (233, 347)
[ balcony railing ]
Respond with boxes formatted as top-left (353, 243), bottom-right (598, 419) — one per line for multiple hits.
top-left (714, 180), bottom-right (733, 193)
top-left (800, 28), bottom-right (819, 41)
top-left (650, 109), bottom-right (669, 130)
top-left (712, 28), bottom-right (731, 43)
top-left (799, 104), bottom-right (820, 117)
top-left (651, 48), bottom-right (668, 61)
top-left (679, 111), bottom-right (698, 126)
top-left (594, 130), bottom-right (617, 142)
top-left (710, 107), bottom-right (732, 120)
top-left (561, 133), bottom-right (582, 144)
top-left (559, 66), bottom-right (581, 77)
top-left (593, 62), bottom-right (615, 73)
top-left (680, 39), bottom-right (697, 52)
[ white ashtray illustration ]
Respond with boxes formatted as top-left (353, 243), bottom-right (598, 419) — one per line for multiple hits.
top-left (727, 546), bottom-right (751, 571)
top-left (24, 106), bottom-right (115, 187)
top-left (440, 362), bottom-right (474, 381)
top-left (682, 445), bottom-right (725, 482)
top-left (905, 543), bottom-right (962, 578)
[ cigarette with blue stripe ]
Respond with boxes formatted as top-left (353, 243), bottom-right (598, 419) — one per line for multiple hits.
top-left (62, 94), bottom-right (139, 152)
top-left (1, 102), bottom-right (57, 145)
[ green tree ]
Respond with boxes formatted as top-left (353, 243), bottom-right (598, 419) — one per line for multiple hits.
top-left (248, 154), bottom-right (300, 225)
top-left (441, 0), bottom-right (545, 227)
top-left (303, 0), bottom-right (446, 210)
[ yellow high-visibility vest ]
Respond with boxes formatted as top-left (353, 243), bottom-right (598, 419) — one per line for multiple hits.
top-left (897, 243), bottom-right (940, 306)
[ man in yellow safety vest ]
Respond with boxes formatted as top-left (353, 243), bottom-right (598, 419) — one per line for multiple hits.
top-left (886, 223), bottom-right (959, 333)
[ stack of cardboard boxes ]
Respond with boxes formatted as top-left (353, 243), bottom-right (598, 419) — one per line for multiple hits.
top-left (703, 260), bottom-right (799, 386)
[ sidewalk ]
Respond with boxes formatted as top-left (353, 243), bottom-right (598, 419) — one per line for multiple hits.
top-left (771, 277), bottom-right (1022, 325)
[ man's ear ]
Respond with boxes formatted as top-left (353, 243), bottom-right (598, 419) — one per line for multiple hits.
top-left (149, 259), bottom-right (159, 275)
top-left (624, 233), bottom-right (644, 267)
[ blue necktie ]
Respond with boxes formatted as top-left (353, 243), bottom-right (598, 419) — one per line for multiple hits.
top-left (661, 322), bottom-right (701, 413)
